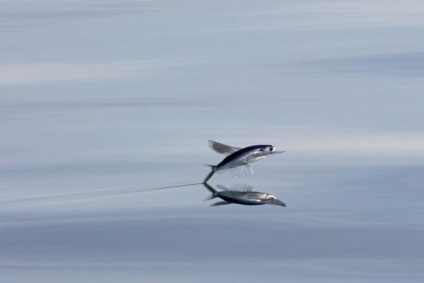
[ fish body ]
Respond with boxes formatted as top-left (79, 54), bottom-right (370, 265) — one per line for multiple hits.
top-left (214, 145), bottom-right (271, 171)
top-left (203, 140), bottom-right (284, 183)
top-left (216, 190), bottom-right (271, 205)
top-left (204, 183), bottom-right (286, 207)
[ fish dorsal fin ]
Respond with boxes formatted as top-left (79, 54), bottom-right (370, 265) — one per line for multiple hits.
top-left (208, 140), bottom-right (241, 155)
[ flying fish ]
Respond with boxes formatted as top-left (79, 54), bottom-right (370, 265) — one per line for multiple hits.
top-left (203, 140), bottom-right (284, 183)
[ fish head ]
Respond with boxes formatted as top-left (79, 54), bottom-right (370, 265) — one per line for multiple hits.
top-left (245, 145), bottom-right (282, 163)
top-left (261, 145), bottom-right (274, 152)
top-left (264, 194), bottom-right (286, 207)
top-left (251, 145), bottom-right (274, 156)
top-left (262, 145), bottom-right (285, 155)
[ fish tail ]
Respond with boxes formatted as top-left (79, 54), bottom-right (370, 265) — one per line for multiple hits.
top-left (203, 164), bottom-right (217, 172)
top-left (204, 193), bottom-right (217, 201)
top-left (202, 164), bottom-right (217, 183)
top-left (203, 182), bottom-right (218, 200)
top-left (202, 170), bottom-right (215, 184)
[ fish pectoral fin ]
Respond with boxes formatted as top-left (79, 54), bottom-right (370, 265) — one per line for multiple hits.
top-left (229, 164), bottom-right (254, 177)
top-left (208, 140), bottom-right (241, 155)
top-left (211, 201), bottom-right (232, 207)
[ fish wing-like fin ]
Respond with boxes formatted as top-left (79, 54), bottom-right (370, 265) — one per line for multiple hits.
top-left (229, 164), bottom-right (254, 177)
top-left (208, 140), bottom-right (241, 155)
top-left (211, 201), bottom-right (232, 207)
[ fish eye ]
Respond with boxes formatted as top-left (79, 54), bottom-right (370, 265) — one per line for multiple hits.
top-left (269, 146), bottom-right (274, 151)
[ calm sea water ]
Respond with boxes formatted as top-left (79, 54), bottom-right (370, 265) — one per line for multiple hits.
top-left (1, 1), bottom-right (423, 282)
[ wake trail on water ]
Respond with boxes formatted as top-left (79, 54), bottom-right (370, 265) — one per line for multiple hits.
top-left (0, 182), bottom-right (203, 207)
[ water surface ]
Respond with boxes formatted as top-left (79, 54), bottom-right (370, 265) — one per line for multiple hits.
top-left (1, 1), bottom-right (424, 282)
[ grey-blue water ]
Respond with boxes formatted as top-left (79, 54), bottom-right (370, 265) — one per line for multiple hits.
top-left (1, 1), bottom-right (424, 282)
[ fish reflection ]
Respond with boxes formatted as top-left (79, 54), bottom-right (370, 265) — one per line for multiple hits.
top-left (203, 183), bottom-right (286, 207)
top-left (203, 140), bottom-right (284, 183)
